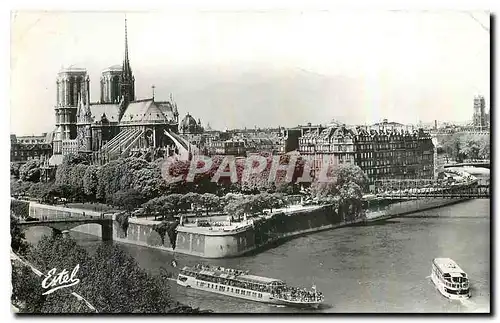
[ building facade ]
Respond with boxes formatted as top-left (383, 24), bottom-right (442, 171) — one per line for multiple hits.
top-left (296, 120), bottom-right (435, 189)
top-left (11, 134), bottom-right (53, 163)
top-left (298, 122), bottom-right (356, 172)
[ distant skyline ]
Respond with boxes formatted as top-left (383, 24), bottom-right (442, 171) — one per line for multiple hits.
top-left (11, 11), bottom-right (490, 135)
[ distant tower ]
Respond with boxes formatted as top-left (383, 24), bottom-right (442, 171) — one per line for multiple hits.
top-left (473, 95), bottom-right (486, 129)
top-left (53, 67), bottom-right (90, 154)
top-left (119, 18), bottom-right (135, 118)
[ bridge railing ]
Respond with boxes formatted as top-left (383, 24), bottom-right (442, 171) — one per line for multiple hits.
top-left (27, 202), bottom-right (113, 222)
top-left (373, 179), bottom-right (489, 199)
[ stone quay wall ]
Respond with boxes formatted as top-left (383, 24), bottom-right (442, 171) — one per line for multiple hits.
top-left (71, 197), bottom-right (469, 258)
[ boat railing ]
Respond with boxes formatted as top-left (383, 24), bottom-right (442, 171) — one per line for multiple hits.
top-left (271, 287), bottom-right (324, 303)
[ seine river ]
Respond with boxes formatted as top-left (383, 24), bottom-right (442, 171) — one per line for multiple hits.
top-left (24, 197), bottom-right (490, 313)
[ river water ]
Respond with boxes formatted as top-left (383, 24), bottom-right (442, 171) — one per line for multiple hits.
top-left (24, 197), bottom-right (490, 313)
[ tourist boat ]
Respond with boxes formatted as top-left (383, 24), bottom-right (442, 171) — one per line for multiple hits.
top-left (431, 258), bottom-right (471, 300)
top-left (177, 264), bottom-right (324, 308)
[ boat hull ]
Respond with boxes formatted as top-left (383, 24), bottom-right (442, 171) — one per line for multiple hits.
top-left (431, 272), bottom-right (471, 300)
top-left (177, 276), bottom-right (322, 308)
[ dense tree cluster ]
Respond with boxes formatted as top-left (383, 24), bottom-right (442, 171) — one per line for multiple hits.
top-left (10, 215), bottom-right (30, 255)
top-left (19, 159), bottom-right (42, 182)
top-left (11, 153), bottom-right (369, 223)
top-left (310, 163), bottom-right (369, 221)
top-left (11, 200), bottom-right (30, 219)
top-left (11, 162), bottom-right (21, 178)
top-left (223, 192), bottom-right (287, 220)
top-left (163, 153), bottom-right (307, 195)
top-left (440, 133), bottom-right (490, 162)
top-left (11, 235), bottom-right (211, 313)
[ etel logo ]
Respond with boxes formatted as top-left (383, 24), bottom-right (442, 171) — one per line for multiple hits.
top-left (41, 264), bottom-right (80, 295)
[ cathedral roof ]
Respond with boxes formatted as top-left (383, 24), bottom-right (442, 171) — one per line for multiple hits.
top-left (89, 104), bottom-right (120, 122)
top-left (107, 64), bottom-right (122, 71)
top-left (156, 101), bottom-right (177, 120)
top-left (59, 65), bottom-right (87, 74)
top-left (121, 99), bottom-right (173, 123)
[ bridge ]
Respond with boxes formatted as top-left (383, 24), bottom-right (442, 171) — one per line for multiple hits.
top-left (373, 178), bottom-right (490, 199)
top-left (16, 202), bottom-right (114, 241)
top-left (444, 160), bottom-right (490, 169)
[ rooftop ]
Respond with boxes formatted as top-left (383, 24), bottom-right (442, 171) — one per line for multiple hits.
top-left (433, 258), bottom-right (467, 275)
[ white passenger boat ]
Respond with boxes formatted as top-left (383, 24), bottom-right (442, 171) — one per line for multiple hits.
top-left (431, 258), bottom-right (471, 300)
top-left (177, 264), bottom-right (324, 308)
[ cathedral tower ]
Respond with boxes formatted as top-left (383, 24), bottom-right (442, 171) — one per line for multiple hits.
top-left (53, 67), bottom-right (90, 154)
top-left (100, 65), bottom-right (122, 103)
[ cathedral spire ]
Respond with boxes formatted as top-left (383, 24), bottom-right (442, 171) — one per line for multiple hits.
top-left (119, 16), bottom-right (135, 118)
top-left (122, 17), bottom-right (132, 79)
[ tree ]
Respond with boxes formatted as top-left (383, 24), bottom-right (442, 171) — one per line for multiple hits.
top-left (11, 200), bottom-right (30, 219)
top-left (19, 159), bottom-right (42, 182)
top-left (264, 193), bottom-right (286, 213)
top-left (10, 215), bottom-right (29, 255)
top-left (478, 135), bottom-right (490, 159)
top-left (11, 262), bottom-right (46, 313)
top-left (164, 194), bottom-right (183, 215)
top-left (181, 192), bottom-right (200, 211)
top-left (223, 198), bottom-right (250, 221)
top-left (142, 196), bottom-right (174, 220)
top-left (83, 165), bottom-right (99, 199)
top-left (459, 134), bottom-right (481, 160)
top-left (112, 189), bottom-right (145, 213)
top-left (132, 166), bottom-right (167, 199)
top-left (310, 164), bottom-right (368, 221)
top-left (10, 179), bottom-right (31, 197)
top-left (27, 235), bottom-right (92, 277)
top-left (13, 235), bottom-right (204, 313)
top-left (26, 181), bottom-right (55, 202)
top-left (441, 133), bottom-right (462, 162)
top-left (11, 162), bottom-right (21, 178)
top-left (200, 193), bottom-right (219, 215)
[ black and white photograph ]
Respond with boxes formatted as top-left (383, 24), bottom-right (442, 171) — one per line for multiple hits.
top-left (8, 6), bottom-right (491, 314)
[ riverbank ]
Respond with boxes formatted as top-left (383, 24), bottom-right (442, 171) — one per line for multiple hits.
top-left (71, 196), bottom-right (471, 259)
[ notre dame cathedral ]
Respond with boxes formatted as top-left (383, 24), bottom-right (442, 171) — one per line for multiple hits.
top-left (49, 19), bottom-right (200, 166)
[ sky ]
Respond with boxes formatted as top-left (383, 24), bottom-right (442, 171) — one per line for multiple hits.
top-left (10, 10), bottom-right (490, 135)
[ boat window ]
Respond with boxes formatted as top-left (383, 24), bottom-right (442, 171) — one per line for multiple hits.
top-left (179, 276), bottom-right (188, 282)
